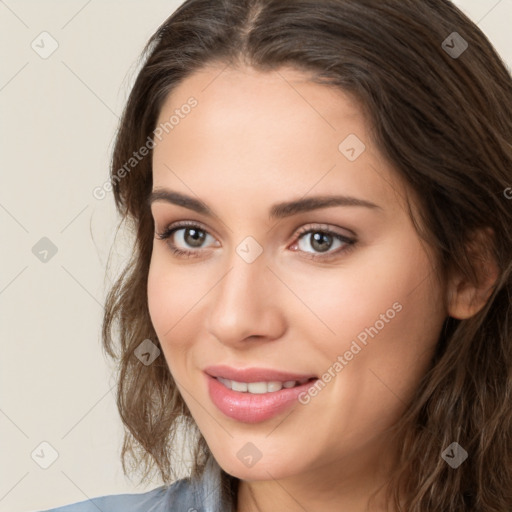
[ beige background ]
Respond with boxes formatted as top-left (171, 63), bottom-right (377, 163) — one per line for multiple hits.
top-left (0, 1), bottom-right (511, 511)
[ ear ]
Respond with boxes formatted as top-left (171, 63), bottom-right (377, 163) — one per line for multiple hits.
top-left (446, 227), bottom-right (499, 320)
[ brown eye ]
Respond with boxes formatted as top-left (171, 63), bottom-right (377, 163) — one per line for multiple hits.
top-left (181, 227), bottom-right (206, 248)
top-left (306, 231), bottom-right (335, 253)
top-left (298, 229), bottom-right (353, 253)
top-left (294, 227), bottom-right (355, 258)
top-left (155, 221), bottom-right (217, 258)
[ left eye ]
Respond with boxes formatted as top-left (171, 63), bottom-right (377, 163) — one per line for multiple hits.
top-left (293, 229), bottom-right (353, 255)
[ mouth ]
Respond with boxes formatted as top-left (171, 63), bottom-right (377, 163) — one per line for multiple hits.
top-left (215, 376), bottom-right (316, 394)
top-left (204, 364), bottom-right (317, 384)
top-left (204, 365), bottom-right (319, 423)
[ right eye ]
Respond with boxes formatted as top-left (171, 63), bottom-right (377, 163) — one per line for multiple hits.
top-left (155, 221), bottom-right (219, 258)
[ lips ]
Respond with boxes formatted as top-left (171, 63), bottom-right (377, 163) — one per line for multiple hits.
top-left (204, 365), bottom-right (319, 423)
top-left (204, 365), bottom-right (317, 383)
top-left (216, 377), bottom-right (311, 394)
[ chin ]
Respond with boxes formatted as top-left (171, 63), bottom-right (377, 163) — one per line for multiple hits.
top-left (212, 447), bottom-right (301, 481)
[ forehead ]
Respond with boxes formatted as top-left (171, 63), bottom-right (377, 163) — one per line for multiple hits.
top-left (151, 64), bottom-right (408, 216)
top-left (155, 64), bottom-right (364, 150)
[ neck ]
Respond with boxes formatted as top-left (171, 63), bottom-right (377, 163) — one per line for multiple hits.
top-left (237, 475), bottom-right (391, 512)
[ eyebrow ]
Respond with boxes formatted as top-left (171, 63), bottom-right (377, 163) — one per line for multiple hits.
top-left (148, 188), bottom-right (382, 220)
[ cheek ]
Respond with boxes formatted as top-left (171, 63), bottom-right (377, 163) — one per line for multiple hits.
top-left (147, 250), bottom-right (188, 350)
top-left (295, 241), bottom-right (446, 448)
top-left (303, 229), bottom-right (445, 382)
top-left (147, 254), bottom-right (169, 336)
top-left (325, 235), bottom-right (445, 404)
top-left (288, 235), bottom-right (443, 349)
top-left (147, 247), bottom-right (212, 362)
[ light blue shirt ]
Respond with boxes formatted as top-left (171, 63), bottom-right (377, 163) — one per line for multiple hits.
top-left (36, 455), bottom-right (235, 512)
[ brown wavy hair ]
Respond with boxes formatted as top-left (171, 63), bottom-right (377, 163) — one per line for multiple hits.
top-left (102, 0), bottom-right (512, 510)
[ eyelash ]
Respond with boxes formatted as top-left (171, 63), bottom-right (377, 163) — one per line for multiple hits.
top-left (154, 220), bottom-right (357, 261)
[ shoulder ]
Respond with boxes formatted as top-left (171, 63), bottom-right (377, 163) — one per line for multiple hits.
top-left (36, 478), bottom-right (194, 512)
top-left (36, 455), bottom-right (233, 512)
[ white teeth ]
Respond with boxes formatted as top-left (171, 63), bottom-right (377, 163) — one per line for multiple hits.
top-left (217, 377), bottom-right (232, 389)
top-left (266, 381), bottom-right (284, 392)
top-left (216, 378), bottom-right (307, 393)
top-left (247, 382), bottom-right (271, 394)
top-left (231, 380), bottom-right (248, 392)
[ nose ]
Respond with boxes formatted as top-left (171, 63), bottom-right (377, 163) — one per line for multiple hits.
top-left (206, 249), bottom-right (287, 347)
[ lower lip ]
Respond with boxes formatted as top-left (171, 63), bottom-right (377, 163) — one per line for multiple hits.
top-left (206, 374), bottom-right (318, 423)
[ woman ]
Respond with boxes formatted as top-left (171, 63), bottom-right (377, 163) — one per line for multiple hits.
top-left (41, 0), bottom-right (512, 510)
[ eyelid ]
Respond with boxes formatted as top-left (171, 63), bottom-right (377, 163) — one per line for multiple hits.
top-left (294, 222), bottom-right (354, 239)
top-left (155, 219), bottom-right (216, 241)
top-left (156, 220), bottom-right (353, 243)
top-left (289, 224), bottom-right (357, 260)
top-left (155, 220), bottom-right (357, 259)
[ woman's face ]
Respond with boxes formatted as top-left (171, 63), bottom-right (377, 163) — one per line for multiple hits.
top-left (148, 65), bottom-right (448, 486)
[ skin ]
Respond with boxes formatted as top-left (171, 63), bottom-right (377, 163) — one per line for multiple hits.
top-left (147, 64), bottom-right (489, 512)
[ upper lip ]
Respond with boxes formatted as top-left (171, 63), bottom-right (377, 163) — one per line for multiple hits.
top-left (204, 365), bottom-right (317, 383)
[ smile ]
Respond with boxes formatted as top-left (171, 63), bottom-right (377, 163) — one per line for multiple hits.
top-left (216, 377), bottom-right (313, 394)
top-left (205, 370), bottom-right (319, 423)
